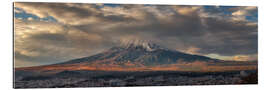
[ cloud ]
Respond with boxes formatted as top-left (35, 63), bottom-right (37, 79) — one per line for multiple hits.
top-left (233, 55), bottom-right (258, 61)
top-left (27, 17), bottom-right (33, 21)
top-left (14, 3), bottom-right (258, 67)
top-left (183, 47), bottom-right (201, 55)
top-left (205, 54), bottom-right (257, 61)
top-left (232, 10), bottom-right (247, 16)
top-left (231, 6), bottom-right (257, 16)
top-left (231, 6), bottom-right (258, 21)
top-left (14, 2), bottom-right (139, 25)
top-left (14, 19), bottom-right (114, 67)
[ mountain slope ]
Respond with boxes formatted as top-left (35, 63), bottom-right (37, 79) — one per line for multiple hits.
top-left (60, 43), bottom-right (216, 65)
top-left (15, 42), bottom-right (257, 72)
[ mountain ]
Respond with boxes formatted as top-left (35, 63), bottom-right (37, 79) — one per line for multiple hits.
top-left (15, 42), bottom-right (257, 72)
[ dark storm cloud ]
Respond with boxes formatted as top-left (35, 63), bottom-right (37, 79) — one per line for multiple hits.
top-left (195, 17), bottom-right (257, 55)
top-left (30, 33), bottom-right (68, 42)
top-left (100, 5), bottom-right (257, 56)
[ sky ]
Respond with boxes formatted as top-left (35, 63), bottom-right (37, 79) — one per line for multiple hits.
top-left (14, 2), bottom-right (258, 67)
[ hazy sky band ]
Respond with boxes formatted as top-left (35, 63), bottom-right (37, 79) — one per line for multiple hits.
top-left (14, 2), bottom-right (258, 67)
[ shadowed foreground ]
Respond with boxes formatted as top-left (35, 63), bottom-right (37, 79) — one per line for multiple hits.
top-left (14, 70), bottom-right (257, 88)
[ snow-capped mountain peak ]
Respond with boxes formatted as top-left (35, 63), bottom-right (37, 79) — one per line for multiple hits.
top-left (119, 39), bottom-right (165, 51)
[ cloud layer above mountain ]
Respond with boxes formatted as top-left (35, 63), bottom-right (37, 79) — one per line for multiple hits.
top-left (14, 2), bottom-right (258, 67)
